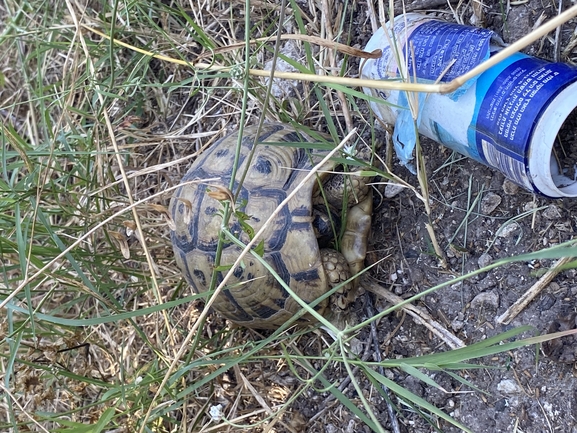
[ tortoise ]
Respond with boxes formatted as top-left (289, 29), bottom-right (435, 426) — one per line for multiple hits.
top-left (169, 123), bottom-right (373, 329)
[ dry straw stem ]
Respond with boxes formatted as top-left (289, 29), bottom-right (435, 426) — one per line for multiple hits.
top-left (0, 383), bottom-right (50, 433)
top-left (137, 130), bottom-right (358, 433)
top-left (83, 4), bottom-right (577, 93)
top-left (194, 34), bottom-right (382, 60)
top-left (64, 0), bottom-right (177, 343)
top-left (0, 178), bottom-right (219, 311)
top-left (496, 255), bottom-right (575, 325)
top-left (363, 277), bottom-right (465, 349)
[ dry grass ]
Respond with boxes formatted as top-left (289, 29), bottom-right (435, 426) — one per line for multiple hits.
top-left (0, 0), bottom-right (383, 430)
top-left (2, 0), bottom-right (577, 432)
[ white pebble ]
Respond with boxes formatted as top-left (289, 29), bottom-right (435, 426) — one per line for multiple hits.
top-left (385, 183), bottom-right (405, 198)
top-left (477, 253), bottom-right (492, 268)
top-left (497, 221), bottom-right (520, 238)
top-left (497, 379), bottom-right (522, 394)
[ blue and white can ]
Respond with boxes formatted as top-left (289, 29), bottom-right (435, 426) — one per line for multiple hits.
top-left (361, 14), bottom-right (577, 198)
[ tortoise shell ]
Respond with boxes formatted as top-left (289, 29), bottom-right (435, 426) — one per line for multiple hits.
top-left (170, 123), bottom-right (339, 329)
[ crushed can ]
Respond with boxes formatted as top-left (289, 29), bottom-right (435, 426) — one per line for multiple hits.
top-left (361, 14), bottom-right (577, 198)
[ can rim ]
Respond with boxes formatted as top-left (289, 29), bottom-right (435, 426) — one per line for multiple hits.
top-left (529, 80), bottom-right (577, 198)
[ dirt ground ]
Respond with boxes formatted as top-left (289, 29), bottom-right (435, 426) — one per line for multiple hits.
top-left (355, 143), bottom-right (577, 433)
top-left (283, 1), bottom-right (577, 432)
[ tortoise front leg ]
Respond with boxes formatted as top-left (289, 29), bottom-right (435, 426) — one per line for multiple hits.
top-left (341, 189), bottom-right (373, 288)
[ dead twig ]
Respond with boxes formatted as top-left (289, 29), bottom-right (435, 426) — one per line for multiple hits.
top-left (496, 256), bottom-right (574, 325)
top-left (81, 3), bottom-right (577, 94)
top-left (362, 277), bottom-right (465, 349)
top-left (194, 34), bottom-right (382, 61)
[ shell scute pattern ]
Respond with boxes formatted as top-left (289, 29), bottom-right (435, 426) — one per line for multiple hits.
top-left (170, 123), bottom-right (333, 328)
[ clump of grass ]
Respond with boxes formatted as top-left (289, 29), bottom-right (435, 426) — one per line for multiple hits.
top-left (2, 0), bottom-right (577, 432)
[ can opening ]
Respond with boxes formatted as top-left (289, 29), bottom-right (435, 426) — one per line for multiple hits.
top-left (552, 106), bottom-right (577, 187)
top-left (530, 80), bottom-right (577, 198)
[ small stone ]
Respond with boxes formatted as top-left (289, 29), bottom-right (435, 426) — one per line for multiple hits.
top-left (495, 398), bottom-right (508, 412)
top-left (451, 408), bottom-right (460, 418)
top-left (409, 267), bottom-right (424, 284)
top-left (478, 253), bottom-right (492, 268)
top-left (385, 183), bottom-right (405, 198)
top-left (209, 404), bottom-right (224, 421)
top-left (543, 205), bottom-right (562, 220)
top-left (451, 312), bottom-right (465, 331)
top-left (506, 274), bottom-right (522, 286)
top-left (477, 274), bottom-right (498, 290)
top-left (539, 293), bottom-right (556, 311)
top-left (471, 290), bottom-right (499, 309)
top-left (497, 221), bottom-right (520, 237)
top-left (481, 192), bottom-right (502, 215)
top-left (404, 249), bottom-right (419, 259)
top-left (497, 379), bottom-right (522, 394)
top-left (326, 424), bottom-right (338, 433)
top-left (349, 337), bottom-right (364, 355)
top-left (502, 179), bottom-right (520, 195)
top-left (263, 41), bottom-right (300, 98)
top-left (523, 201), bottom-right (538, 212)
